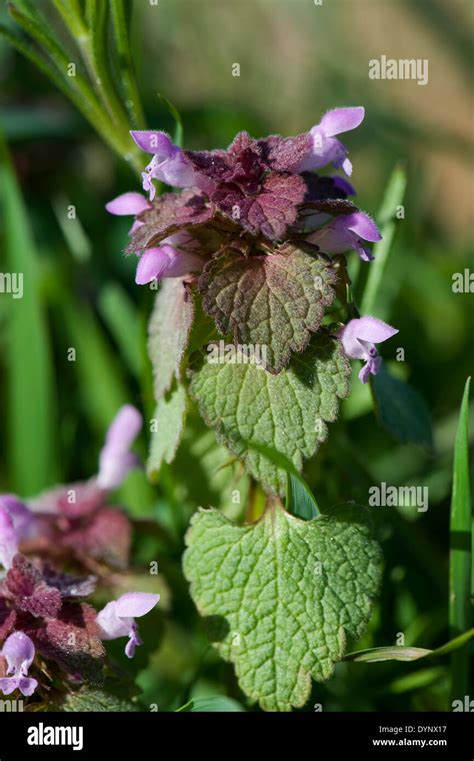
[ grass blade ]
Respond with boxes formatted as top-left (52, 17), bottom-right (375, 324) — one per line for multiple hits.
top-left (359, 164), bottom-right (407, 316)
top-left (110, 0), bottom-right (146, 128)
top-left (345, 628), bottom-right (474, 663)
top-left (0, 136), bottom-right (58, 494)
top-left (449, 377), bottom-right (472, 703)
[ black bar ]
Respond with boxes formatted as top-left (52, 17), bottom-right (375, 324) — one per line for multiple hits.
top-left (0, 711), bottom-right (472, 759)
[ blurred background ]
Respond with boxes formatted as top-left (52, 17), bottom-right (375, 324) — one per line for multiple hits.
top-left (0, 0), bottom-right (472, 711)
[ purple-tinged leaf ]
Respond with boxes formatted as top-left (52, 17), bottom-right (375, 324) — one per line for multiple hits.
top-left (199, 242), bottom-right (338, 373)
top-left (126, 190), bottom-right (214, 254)
top-left (3, 554), bottom-right (61, 619)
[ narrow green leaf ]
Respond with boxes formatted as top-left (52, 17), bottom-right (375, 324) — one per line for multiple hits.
top-left (286, 471), bottom-right (320, 520)
top-left (344, 630), bottom-right (474, 663)
top-left (0, 136), bottom-right (58, 494)
top-left (0, 24), bottom-right (137, 172)
top-left (359, 164), bottom-right (407, 316)
top-left (449, 377), bottom-right (472, 702)
top-left (5, 7), bottom-right (103, 124)
top-left (81, 0), bottom-right (129, 127)
top-left (432, 628), bottom-right (474, 658)
top-left (51, 0), bottom-right (86, 38)
top-left (344, 646), bottom-right (432, 663)
top-left (110, 0), bottom-right (146, 128)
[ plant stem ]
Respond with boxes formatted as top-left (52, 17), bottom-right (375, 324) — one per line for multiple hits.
top-left (8, 1), bottom-right (145, 177)
top-left (110, 0), bottom-right (146, 129)
top-left (81, 0), bottom-right (130, 127)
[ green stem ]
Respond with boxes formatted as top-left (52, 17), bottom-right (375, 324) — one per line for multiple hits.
top-left (6, 1), bottom-right (144, 177)
top-left (0, 23), bottom-right (141, 176)
top-left (80, 0), bottom-right (131, 127)
top-left (110, 0), bottom-right (146, 129)
top-left (51, 0), bottom-right (85, 38)
top-left (7, 7), bottom-right (97, 113)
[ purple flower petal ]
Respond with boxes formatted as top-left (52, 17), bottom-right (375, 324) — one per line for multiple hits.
top-left (1, 631), bottom-right (35, 674)
top-left (294, 107), bottom-right (364, 176)
top-left (348, 316), bottom-right (399, 344)
top-left (130, 130), bottom-right (175, 155)
top-left (96, 593), bottom-right (159, 658)
top-left (0, 677), bottom-right (19, 695)
top-left (339, 316), bottom-right (398, 384)
top-left (96, 600), bottom-right (130, 640)
top-left (306, 211), bottom-right (381, 259)
top-left (135, 247), bottom-right (171, 285)
top-left (105, 192), bottom-right (150, 216)
top-left (97, 405), bottom-right (142, 490)
top-left (18, 676), bottom-right (38, 697)
top-left (124, 627), bottom-right (142, 659)
top-left (0, 506), bottom-right (18, 569)
top-left (135, 243), bottom-right (203, 285)
top-left (162, 249), bottom-right (204, 279)
top-left (319, 107), bottom-right (365, 136)
top-left (0, 495), bottom-right (34, 541)
top-left (344, 212), bottom-right (382, 242)
top-left (332, 176), bottom-right (356, 196)
top-left (355, 243), bottom-right (374, 262)
top-left (145, 152), bottom-right (197, 192)
top-left (358, 362), bottom-right (372, 384)
top-left (142, 169), bottom-right (157, 201)
top-left (102, 405), bottom-right (142, 454)
top-left (114, 592), bottom-right (160, 619)
top-left (130, 219), bottom-right (145, 234)
top-left (132, 131), bottom-right (198, 194)
top-left (358, 356), bottom-right (382, 384)
top-left (338, 321), bottom-right (368, 360)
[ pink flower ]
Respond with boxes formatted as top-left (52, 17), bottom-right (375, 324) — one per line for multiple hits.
top-left (105, 192), bottom-right (150, 216)
top-left (135, 234), bottom-right (204, 285)
top-left (97, 405), bottom-right (142, 490)
top-left (307, 211), bottom-right (381, 261)
top-left (96, 592), bottom-right (160, 658)
top-left (0, 495), bottom-right (33, 569)
top-left (339, 316), bottom-right (398, 383)
top-left (294, 107), bottom-right (365, 176)
top-left (0, 631), bottom-right (38, 696)
top-left (130, 131), bottom-right (198, 199)
top-left (105, 194), bottom-right (203, 284)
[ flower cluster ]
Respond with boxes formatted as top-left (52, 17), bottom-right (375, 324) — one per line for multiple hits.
top-left (0, 406), bottom-right (159, 700)
top-left (107, 108), bottom-right (397, 381)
